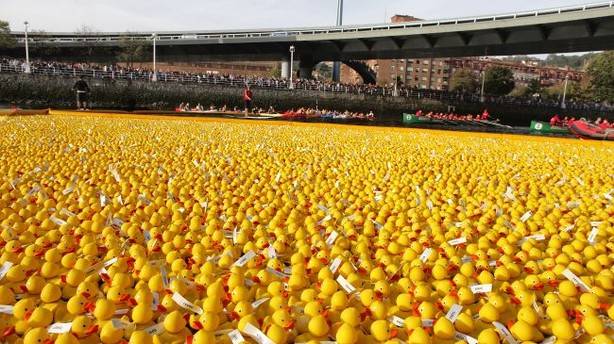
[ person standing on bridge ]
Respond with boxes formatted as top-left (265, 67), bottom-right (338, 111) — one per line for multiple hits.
top-left (73, 76), bottom-right (90, 110)
top-left (243, 85), bottom-right (253, 116)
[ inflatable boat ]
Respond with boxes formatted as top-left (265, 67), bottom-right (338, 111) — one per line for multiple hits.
top-left (569, 120), bottom-right (614, 141)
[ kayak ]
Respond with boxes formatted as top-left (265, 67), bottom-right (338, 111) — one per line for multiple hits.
top-left (568, 120), bottom-right (614, 141)
top-left (529, 121), bottom-right (570, 134)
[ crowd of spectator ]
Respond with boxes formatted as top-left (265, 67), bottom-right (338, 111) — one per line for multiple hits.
top-left (1, 57), bottom-right (612, 113)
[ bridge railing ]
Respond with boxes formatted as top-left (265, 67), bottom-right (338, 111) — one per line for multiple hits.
top-left (11, 1), bottom-right (614, 44)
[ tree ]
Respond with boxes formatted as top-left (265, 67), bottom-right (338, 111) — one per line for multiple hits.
top-left (484, 66), bottom-right (515, 96)
top-left (0, 20), bottom-right (16, 48)
top-left (117, 35), bottom-right (149, 68)
top-left (525, 79), bottom-right (542, 96)
top-left (315, 62), bottom-right (332, 80)
top-left (586, 51), bottom-right (614, 103)
top-left (449, 68), bottom-right (478, 93)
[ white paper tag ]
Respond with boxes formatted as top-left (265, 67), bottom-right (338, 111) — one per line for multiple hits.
top-left (114, 308), bottom-right (129, 315)
top-left (520, 234), bottom-right (546, 244)
top-left (317, 204), bottom-right (329, 213)
top-left (336, 275), bottom-right (357, 294)
top-left (100, 194), bottom-right (107, 207)
top-left (371, 219), bottom-right (383, 230)
top-left (48, 322), bottom-right (73, 334)
top-left (144, 323), bottom-right (164, 336)
top-left (228, 329), bottom-right (246, 344)
top-left (0, 262), bottom-right (14, 281)
top-left (605, 193), bottom-right (613, 201)
top-left (562, 224), bottom-right (574, 232)
top-left (390, 316), bottom-right (404, 327)
top-left (233, 250), bottom-right (256, 267)
top-left (266, 267), bottom-right (290, 279)
top-left (446, 304), bottom-right (463, 323)
top-left (422, 319), bottom-right (434, 327)
top-left (461, 256), bottom-right (473, 263)
top-left (329, 257), bottom-right (342, 274)
top-left (448, 237), bottom-right (467, 246)
top-left (541, 336), bottom-right (556, 344)
top-left (251, 298), bottom-right (270, 309)
top-left (588, 227), bottom-right (599, 244)
top-left (562, 269), bottom-right (591, 292)
top-left (520, 211), bottom-right (532, 223)
top-left (419, 248), bottom-right (433, 263)
top-left (470, 284), bottom-right (492, 294)
top-left (160, 267), bottom-right (169, 288)
top-left (172, 292), bottom-right (203, 315)
top-left (318, 214), bottom-right (333, 225)
top-left (325, 231), bottom-right (339, 246)
top-left (243, 323), bottom-right (275, 344)
top-left (454, 332), bottom-right (478, 344)
top-left (493, 322), bottom-right (518, 344)
top-left (0, 305), bottom-right (13, 314)
top-left (103, 257), bottom-right (118, 268)
top-left (49, 216), bottom-right (67, 226)
top-left (147, 291), bottom-right (157, 310)
top-left (111, 318), bottom-right (132, 330)
top-left (267, 245), bottom-right (277, 259)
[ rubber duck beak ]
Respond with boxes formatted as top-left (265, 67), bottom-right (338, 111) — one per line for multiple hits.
top-left (3, 326), bottom-right (15, 337)
top-left (390, 329), bottom-right (399, 338)
top-left (281, 290), bottom-right (289, 298)
top-left (81, 292), bottom-right (91, 298)
top-left (251, 276), bottom-right (261, 284)
top-left (548, 280), bottom-right (560, 288)
top-left (230, 311), bottom-right (241, 321)
top-left (157, 304), bottom-right (167, 313)
top-left (374, 291), bottom-right (384, 300)
top-left (284, 320), bottom-right (295, 330)
top-left (510, 296), bottom-right (521, 305)
top-left (23, 310), bottom-right (33, 321)
top-left (19, 284), bottom-right (28, 293)
top-left (42, 339), bottom-right (54, 344)
top-left (85, 324), bottom-right (99, 336)
top-left (192, 320), bottom-right (203, 330)
top-left (84, 302), bottom-right (96, 313)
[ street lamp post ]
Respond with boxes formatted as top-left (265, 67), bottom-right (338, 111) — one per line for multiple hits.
top-left (151, 33), bottom-right (157, 82)
top-left (289, 45), bottom-right (295, 90)
top-left (561, 75), bottom-right (569, 109)
top-left (24, 21), bottom-right (31, 74)
top-left (480, 70), bottom-right (486, 103)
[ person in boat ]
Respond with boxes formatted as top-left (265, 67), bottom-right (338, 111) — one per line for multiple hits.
top-left (481, 109), bottom-right (490, 121)
top-left (550, 114), bottom-right (562, 127)
top-left (416, 110), bottom-right (423, 117)
top-left (243, 85), bottom-right (253, 116)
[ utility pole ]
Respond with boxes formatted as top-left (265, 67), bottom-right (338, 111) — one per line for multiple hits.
top-left (152, 33), bottom-right (157, 82)
top-left (332, 0), bottom-right (343, 82)
top-left (561, 74), bottom-right (569, 109)
top-left (24, 21), bottom-right (31, 74)
top-left (289, 45), bottom-right (295, 89)
top-left (480, 69), bottom-right (486, 103)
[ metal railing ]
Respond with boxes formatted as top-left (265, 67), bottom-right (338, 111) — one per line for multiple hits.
top-left (10, 1), bottom-right (614, 44)
top-left (1, 61), bottom-right (613, 113)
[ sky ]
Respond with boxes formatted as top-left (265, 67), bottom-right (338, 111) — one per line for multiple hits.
top-left (1, 0), bottom-right (599, 32)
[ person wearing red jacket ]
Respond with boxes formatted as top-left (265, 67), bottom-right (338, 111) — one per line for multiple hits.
top-left (243, 85), bottom-right (253, 116)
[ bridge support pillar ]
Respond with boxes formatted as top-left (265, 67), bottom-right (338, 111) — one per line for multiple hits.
top-left (281, 60), bottom-right (290, 79)
top-left (298, 59), bottom-right (315, 79)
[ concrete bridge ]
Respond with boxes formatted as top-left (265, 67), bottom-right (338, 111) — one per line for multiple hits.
top-left (4, 1), bottom-right (614, 81)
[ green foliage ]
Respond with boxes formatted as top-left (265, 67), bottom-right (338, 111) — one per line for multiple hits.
top-left (117, 35), bottom-right (149, 67)
top-left (0, 20), bottom-right (16, 49)
top-left (544, 53), bottom-right (596, 70)
top-left (525, 79), bottom-right (542, 96)
top-left (484, 66), bottom-right (515, 96)
top-left (450, 69), bottom-right (478, 93)
top-left (544, 80), bottom-right (590, 102)
top-left (586, 51), bottom-right (614, 103)
top-left (315, 62), bottom-right (332, 80)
